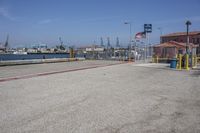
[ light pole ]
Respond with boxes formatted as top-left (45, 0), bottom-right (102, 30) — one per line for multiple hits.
top-left (124, 22), bottom-right (132, 61)
top-left (185, 20), bottom-right (192, 70)
top-left (186, 21), bottom-right (191, 54)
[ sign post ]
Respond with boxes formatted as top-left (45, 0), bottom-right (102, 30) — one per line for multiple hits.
top-left (144, 24), bottom-right (152, 62)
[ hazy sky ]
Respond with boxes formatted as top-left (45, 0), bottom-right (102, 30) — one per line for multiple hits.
top-left (0, 0), bottom-right (200, 47)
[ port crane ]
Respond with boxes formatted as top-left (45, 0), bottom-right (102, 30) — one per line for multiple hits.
top-left (100, 37), bottom-right (104, 47)
top-left (5, 35), bottom-right (9, 50)
top-left (116, 37), bottom-right (120, 48)
top-left (58, 37), bottom-right (74, 58)
top-left (59, 37), bottom-right (64, 46)
top-left (58, 37), bottom-right (65, 50)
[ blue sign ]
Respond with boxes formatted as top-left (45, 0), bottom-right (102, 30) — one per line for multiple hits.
top-left (144, 24), bottom-right (152, 33)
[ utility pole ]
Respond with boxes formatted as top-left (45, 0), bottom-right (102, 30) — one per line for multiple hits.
top-left (144, 24), bottom-right (152, 62)
top-left (186, 21), bottom-right (191, 54)
top-left (124, 22), bottom-right (132, 61)
top-left (186, 20), bottom-right (192, 69)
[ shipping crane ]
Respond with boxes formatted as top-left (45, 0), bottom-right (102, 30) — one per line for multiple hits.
top-left (100, 37), bottom-right (104, 47)
top-left (116, 37), bottom-right (120, 48)
top-left (58, 37), bottom-right (65, 50)
top-left (5, 34), bottom-right (9, 50)
top-left (59, 37), bottom-right (63, 46)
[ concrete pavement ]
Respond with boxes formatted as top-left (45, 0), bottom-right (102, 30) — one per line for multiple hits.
top-left (0, 61), bottom-right (200, 133)
top-left (0, 60), bottom-right (124, 80)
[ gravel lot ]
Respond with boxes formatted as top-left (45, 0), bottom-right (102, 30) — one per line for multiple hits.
top-left (0, 61), bottom-right (200, 133)
top-left (0, 60), bottom-right (122, 79)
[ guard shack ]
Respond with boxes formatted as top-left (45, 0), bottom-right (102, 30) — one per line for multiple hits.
top-left (153, 41), bottom-right (197, 59)
top-left (153, 41), bottom-right (198, 69)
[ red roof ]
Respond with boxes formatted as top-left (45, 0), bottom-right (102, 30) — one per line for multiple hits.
top-left (161, 31), bottom-right (200, 37)
top-left (154, 41), bottom-right (197, 48)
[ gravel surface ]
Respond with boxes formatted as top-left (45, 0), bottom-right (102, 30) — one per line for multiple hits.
top-left (0, 60), bottom-right (121, 79)
top-left (0, 61), bottom-right (200, 133)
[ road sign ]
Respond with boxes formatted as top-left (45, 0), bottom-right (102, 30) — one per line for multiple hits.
top-left (144, 24), bottom-right (152, 33)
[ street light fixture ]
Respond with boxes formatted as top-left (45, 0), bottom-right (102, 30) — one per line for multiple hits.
top-left (124, 22), bottom-right (132, 61)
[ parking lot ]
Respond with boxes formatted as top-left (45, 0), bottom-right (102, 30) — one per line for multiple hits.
top-left (0, 61), bottom-right (200, 133)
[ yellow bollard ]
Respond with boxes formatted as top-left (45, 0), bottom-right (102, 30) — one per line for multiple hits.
top-left (156, 56), bottom-right (159, 63)
top-left (194, 55), bottom-right (197, 67)
top-left (195, 56), bottom-right (197, 66)
top-left (70, 48), bottom-right (74, 58)
top-left (178, 54), bottom-right (182, 70)
top-left (185, 54), bottom-right (190, 70)
top-left (176, 55), bottom-right (179, 69)
top-left (152, 55), bottom-right (156, 63)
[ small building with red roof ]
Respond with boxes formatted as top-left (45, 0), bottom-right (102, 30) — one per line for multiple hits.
top-left (153, 41), bottom-right (197, 58)
top-left (161, 31), bottom-right (200, 55)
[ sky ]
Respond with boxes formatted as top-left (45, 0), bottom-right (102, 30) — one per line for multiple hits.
top-left (0, 0), bottom-right (200, 48)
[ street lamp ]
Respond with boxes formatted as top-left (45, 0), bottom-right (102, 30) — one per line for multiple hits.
top-left (186, 20), bottom-right (191, 54)
top-left (185, 20), bottom-right (192, 69)
top-left (124, 22), bottom-right (132, 61)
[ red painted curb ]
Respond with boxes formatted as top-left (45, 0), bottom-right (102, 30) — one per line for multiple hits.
top-left (0, 62), bottom-right (127, 83)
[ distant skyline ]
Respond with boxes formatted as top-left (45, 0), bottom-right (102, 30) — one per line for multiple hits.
top-left (0, 0), bottom-right (200, 48)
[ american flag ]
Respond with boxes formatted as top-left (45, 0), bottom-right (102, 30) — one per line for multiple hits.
top-left (135, 32), bottom-right (146, 39)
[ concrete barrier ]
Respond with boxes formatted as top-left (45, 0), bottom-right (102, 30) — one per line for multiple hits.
top-left (0, 58), bottom-right (85, 66)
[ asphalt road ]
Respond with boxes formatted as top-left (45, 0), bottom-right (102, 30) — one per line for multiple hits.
top-left (0, 61), bottom-right (200, 133)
